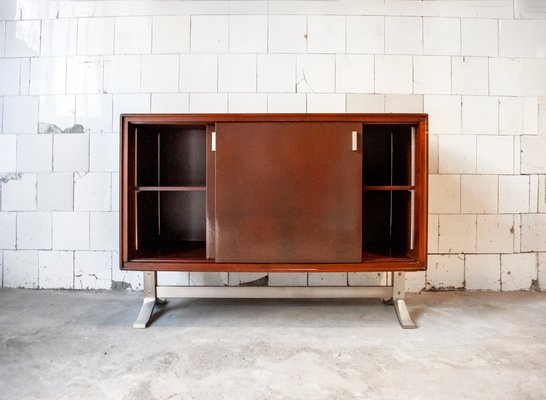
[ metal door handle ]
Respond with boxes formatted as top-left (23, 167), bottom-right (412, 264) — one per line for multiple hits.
top-left (352, 131), bottom-right (358, 151)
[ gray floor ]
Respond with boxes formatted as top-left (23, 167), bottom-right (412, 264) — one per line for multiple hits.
top-left (0, 289), bottom-right (545, 400)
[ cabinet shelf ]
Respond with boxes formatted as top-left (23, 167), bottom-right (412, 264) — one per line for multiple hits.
top-left (136, 185), bottom-right (206, 192)
top-left (134, 241), bottom-right (209, 262)
top-left (362, 185), bottom-right (414, 191)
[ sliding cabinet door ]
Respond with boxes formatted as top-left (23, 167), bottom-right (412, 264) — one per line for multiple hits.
top-left (214, 122), bottom-right (362, 263)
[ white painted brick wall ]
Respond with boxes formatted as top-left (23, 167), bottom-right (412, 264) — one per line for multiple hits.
top-left (0, 0), bottom-right (545, 293)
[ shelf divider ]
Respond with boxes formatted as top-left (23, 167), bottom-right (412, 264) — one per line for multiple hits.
top-left (362, 185), bottom-right (414, 191)
top-left (137, 185), bottom-right (206, 192)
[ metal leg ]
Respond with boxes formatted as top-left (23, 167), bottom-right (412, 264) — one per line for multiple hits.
top-left (133, 271), bottom-right (166, 329)
top-left (392, 272), bottom-right (417, 329)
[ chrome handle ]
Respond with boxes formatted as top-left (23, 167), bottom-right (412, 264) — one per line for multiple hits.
top-left (352, 131), bottom-right (358, 151)
top-left (212, 131), bottom-right (216, 152)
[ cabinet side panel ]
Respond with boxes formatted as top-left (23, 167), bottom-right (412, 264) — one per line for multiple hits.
top-left (215, 122), bottom-right (362, 263)
top-left (206, 125), bottom-right (216, 259)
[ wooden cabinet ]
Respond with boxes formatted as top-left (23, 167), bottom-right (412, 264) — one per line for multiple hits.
top-left (120, 114), bottom-right (428, 273)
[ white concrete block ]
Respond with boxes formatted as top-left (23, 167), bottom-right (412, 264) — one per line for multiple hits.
top-left (179, 54), bottom-right (217, 93)
top-left (476, 136), bottom-right (514, 174)
top-left (52, 212), bottom-right (89, 250)
top-left (189, 272), bottom-right (228, 286)
top-left (499, 20), bottom-right (546, 58)
top-left (17, 134), bottom-right (52, 173)
top-left (521, 214), bottom-right (546, 252)
top-left (461, 175), bottom-right (498, 214)
top-left (112, 256), bottom-right (142, 290)
top-left (17, 212), bottom-right (51, 250)
top-left (19, 58), bottom-right (29, 95)
top-left (1, 174), bottom-right (37, 211)
top-left (347, 94), bottom-right (384, 113)
top-left (218, 54), bottom-right (256, 92)
top-left (462, 96), bottom-right (498, 135)
top-left (191, 15), bottom-right (228, 53)
top-left (111, 173), bottom-right (119, 212)
top-left (523, 97), bottom-right (538, 135)
top-left (37, 172), bottom-right (73, 211)
top-left (451, 57), bottom-right (488, 95)
top-left (268, 273), bottom-right (307, 286)
top-left (152, 16), bottom-right (190, 54)
top-left (335, 55), bottom-right (374, 94)
top-left (114, 16), bottom-right (151, 55)
top-left (385, 16), bottom-right (422, 55)
top-left (151, 94), bottom-right (189, 113)
top-left (39, 250), bottom-right (73, 289)
top-left (428, 134), bottom-right (438, 174)
top-left (499, 97), bottom-right (523, 136)
top-left (498, 175), bottom-right (530, 214)
top-left (74, 172), bottom-right (111, 212)
top-left (5, 20), bottom-right (40, 57)
top-left (0, 58), bottom-right (20, 95)
top-left (427, 255), bottom-right (464, 289)
top-left (0, 135), bottom-right (16, 172)
top-left (405, 271), bottom-right (426, 292)
top-left (346, 16), bottom-right (384, 54)
top-left (424, 95), bottom-right (461, 134)
top-left (189, 94), bottom-right (227, 113)
top-left (501, 253), bottom-right (537, 291)
top-left (141, 54), bottom-right (178, 93)
top-left (308, 273), bottom-right (347, 286)
top-left (413, 56), bottom-right (451, 95)
top-left (461, 19), bottom-right (497, 56)
top-left (41, 18), bottom-right (77, 56)
top-left (385, 94), bottom-right (423, 113)
top-left (75, 94), bottom-right (113, 133)
top-left (521, 136), bottom-right (546, 174)
top-left (307, 94), bottom-right (345, 113)
top-left (66, 56), bottom-right (103, 94)
top-left (112, 94), bottom-right (150, 132)
top-left (348, 272), bottom-right (386, 286)
top-left (157, 272), bottom-right (189, 286)
top-left (307, 16), bottom-right (344, 54)
top-left (0, 212), bottom-right (16, 249)
top-left (374, 55), bottom-right (412, 94)
top-left (103, 55), bottom-right (141, 94)
top-left (428, 214), bottom-right (439, 253)
top-left (539, 175), bottom-right (546, 214)
top-left (90, 212), bottom-right (118, 251)
top-left (490, 58), bottom-right (546, 96)
top-left (268, 15), bottom-right (307, 54)
top-left (476, 215), bottom-right (514, 254)
top-left (53, 134), bottom-right (89, 172)
top-left (229, 15), bottom-right (267, 53)
top-left (530, 175), bottom-right (539, 213)
top-left (228, 272), bottom-right (268, 287)
top-left (257, 54), bottom-right (296, 93)
top-left (539, 253), bottom-right (546, 291)
top-left (0, 21), bottom-right (4, 57)
top-left (3, 96), bottom-right (39, 134)
top-left (538, 97), bottom-right (546, 135)
top-left (39, 95), bottom-right (76, 133)
top-left (465, 254), bottom-right (501, 291)
top-left (296, 55), bottom-right (335, 93)
top-left (267, 94), bottom-right (306, 113)
top-left (75, 251), bottom-right (111, 290)
top-left (429, 174), bottom-right (460, 214)
top-left (438, 214), bottom-right (476, 254)
top-left (228, 94), bottom-right (267, 113)
top-left (77, 18), bottom-right (114, 55)
top-left (423, 17), bottom-right (460, 56)
top-left (89, 134), bottom-right (119, 172)
top-left (4, 250), bottom-right (38, 288)
top-left (438, 135), bottom-right (476, 174)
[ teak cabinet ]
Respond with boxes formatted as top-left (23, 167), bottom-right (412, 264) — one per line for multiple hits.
top-left (120, 114), bottom-right (428, 273)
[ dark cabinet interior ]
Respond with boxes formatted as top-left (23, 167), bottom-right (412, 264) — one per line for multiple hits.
top-left (121, 114), bottom-right (428, 272)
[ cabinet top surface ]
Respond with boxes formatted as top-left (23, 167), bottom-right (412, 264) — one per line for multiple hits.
top-left (121, 113), bottom-right (428, 125)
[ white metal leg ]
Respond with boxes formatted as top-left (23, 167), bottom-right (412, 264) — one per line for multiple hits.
top-left (133, 271), bottom-right (417, 329)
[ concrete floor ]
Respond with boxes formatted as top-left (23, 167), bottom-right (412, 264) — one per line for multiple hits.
top-left (0, 290), bottom-right (545, 400)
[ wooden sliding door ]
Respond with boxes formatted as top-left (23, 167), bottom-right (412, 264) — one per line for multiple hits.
top-left (214, 122), bottom-right (362, 263)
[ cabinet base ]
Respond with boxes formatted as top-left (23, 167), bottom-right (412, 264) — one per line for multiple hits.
top-left (133, 271), bottom-right (417, 329)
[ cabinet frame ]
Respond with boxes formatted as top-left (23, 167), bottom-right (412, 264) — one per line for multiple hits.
top-left (120, 113), bottom-right (428, 273)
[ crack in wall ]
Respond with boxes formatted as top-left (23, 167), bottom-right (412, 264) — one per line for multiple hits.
top-left (39, 123), bottom-right (85, 134)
